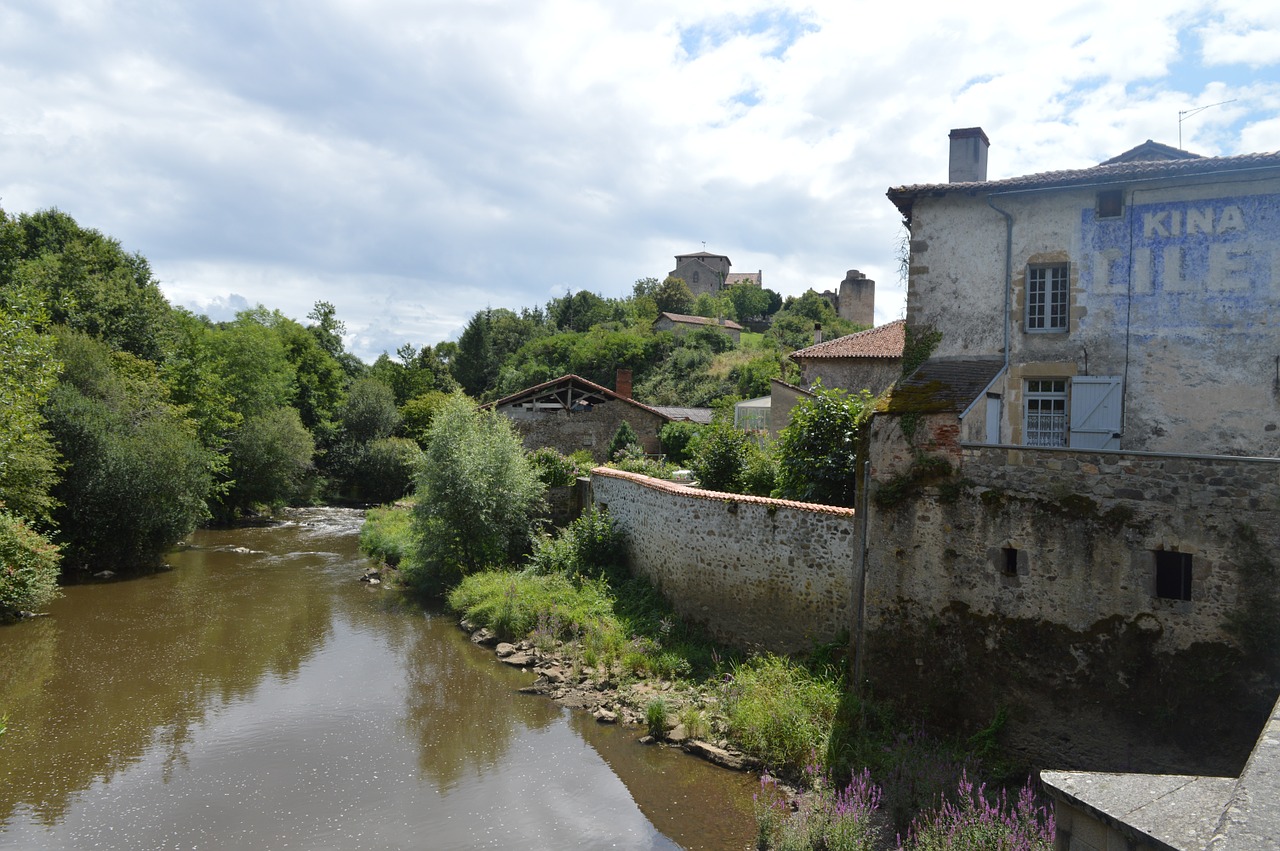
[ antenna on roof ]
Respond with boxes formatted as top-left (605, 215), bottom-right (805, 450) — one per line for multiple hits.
top-left (702, 241), bottom-right (706, 250)
top-left (1178, 99), bottom-right (1237, 149)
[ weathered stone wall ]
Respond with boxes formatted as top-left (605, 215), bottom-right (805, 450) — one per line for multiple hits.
top-left (500, 402), bottom-right (665, 462)
top-left (862, 441), bottom-right (1280, 773)
top-left (590, 468), bottom-right (857, 654)
top-left (798, 358), bottom-right (901, 397)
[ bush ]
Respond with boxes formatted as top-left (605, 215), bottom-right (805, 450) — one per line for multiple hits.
top-left (742, 439), bottom-right (778, 497)
top-left (0, 511), bottom-right (61, 617)
top-left (691, 418), bottom-right (751, 492)
top-left (526, 507), bottom-right (626, 578)
top-left (721, 654), bottom-right (842, 776)
top-left (528, 447), bottom-right (582, 488)
top-left (226, 406), bottom-right (317, 512)
top-left (659, 421), bottom-right (702, 466)
top-left (359, 503), bottom-right (418, 568)
top-left (608, 421), bottom-right (641, 461)
top-left (408, 394), bottom-right (545, 594)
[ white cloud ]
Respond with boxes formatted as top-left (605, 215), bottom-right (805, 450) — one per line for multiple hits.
top-left (2, 0), bottom-right (1276, 364)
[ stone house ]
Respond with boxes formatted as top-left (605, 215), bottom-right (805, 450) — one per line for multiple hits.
top-left (789, 319), bottom-right (905, 395)
top-left (487, 373), bottom-right (672, 462)
top-left (653, 311), bottom-right (743, 344)
top-left (668, 251), bottom-right (761, 298)
top-left (853, 129), bottom-right (1280, 775)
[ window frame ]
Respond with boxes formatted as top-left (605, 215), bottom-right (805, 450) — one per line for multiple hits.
top-left (1024, 378), bottom-right (1068, 447)
top-left (1026, 263), bottom-right (1070, 333)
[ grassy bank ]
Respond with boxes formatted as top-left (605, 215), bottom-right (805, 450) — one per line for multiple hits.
top-left (359, 504), bottom-right (1051, 848)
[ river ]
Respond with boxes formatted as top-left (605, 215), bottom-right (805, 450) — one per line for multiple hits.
top-left (0, 508), bottom-right (756, 850)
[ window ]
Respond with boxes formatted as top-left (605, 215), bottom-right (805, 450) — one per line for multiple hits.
top-left (1024, 379), bottom-right (1067, 447)
top-left (1097, 190), bottom-right (1123, 218)
top-left (692, 271), bottom-right (700, 284)
top-left (1026, 264), bottom-right (1069, 331)
top-left (1001, 547), bottom-right (1019, 577)
top-left (1155, 551), bottom-right (1193, 601)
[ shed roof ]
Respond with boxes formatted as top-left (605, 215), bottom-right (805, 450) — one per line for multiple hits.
top-left (883, 356), bottom-right (1005, 414)
top-left (791, 320), bottom-right (905, 361)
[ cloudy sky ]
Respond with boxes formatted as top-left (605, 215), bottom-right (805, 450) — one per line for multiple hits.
top-left (2, 1), bottom-right (1277, 362)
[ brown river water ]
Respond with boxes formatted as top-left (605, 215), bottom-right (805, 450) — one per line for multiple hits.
top-left (0, 508), bottom-right (756, 850)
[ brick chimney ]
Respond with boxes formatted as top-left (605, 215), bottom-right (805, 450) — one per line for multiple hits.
top-left (813, 324), bottom-right (822, 345)
top-left (949, 127), bottom-right (989, 183)
top-left (615, 368), bottom-right (632, 399)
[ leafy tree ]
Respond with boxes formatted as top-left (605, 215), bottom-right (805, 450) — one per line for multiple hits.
top-left (209, 310), bottom-right (298, 418)
top-left (340, 377), bottom-right (400, 445)
top-left (225, 407), bottom-right (316, 513)
top-left (608, 421), bottom-right (641, 461)
top-left (548, 290), bottom-right (620, 333)
top-left (726, 282), bottom-right (773, 322)
top-left (774, 384), bottom-right (873, 507)
top-left (276, 315), bottom-right (347, 445)
top-left (691, 418), bottom-right (752, 493)
top-left (452, 307), bottom-right (545, 398)
top-left (0, 283), bottom-right (62, 522)
top-left (399, 390), bottom-right (453, 446)
top-left (409, 394), bottom-right (545, 593)
top-left (692, 292), bottom-right (734, 321)
top-left (45, 331), bottom-right (216, 571)
top-left (653, 276), bottom-right (694, 315)
top-left (7, 208), bottom-right (177, 361)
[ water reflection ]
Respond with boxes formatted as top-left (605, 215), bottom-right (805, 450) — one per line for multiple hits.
top-left (0, 508), bottom-right (755, 850)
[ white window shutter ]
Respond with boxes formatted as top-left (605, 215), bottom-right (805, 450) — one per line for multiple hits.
top-left (1069, 376), bottom-right (1123, 449)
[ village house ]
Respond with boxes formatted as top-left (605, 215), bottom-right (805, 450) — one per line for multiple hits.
top-left (853, 129), bottom-right (1280, 783)
top-left (653, 311), bottom-right (743, 344)
top-left (789, 318), bottom-right (905, 395)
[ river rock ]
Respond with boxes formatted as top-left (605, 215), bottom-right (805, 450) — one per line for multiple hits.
top-left (499, 651), bottom-right (533, 667)
top-left (470, 628), bottom-right (497, 645)
top-left (666, 723), bottom-right (690, 745)
top-left (593, 707), bottom-right (618, 724)
top-left (683, 740), bottom-right (753, 771)
top-left (494, 642), bottom-right (516, 658)
top-left (539, 665), bottom-right (566, 683)
top-left (94, 570), bottom-right (116, 580)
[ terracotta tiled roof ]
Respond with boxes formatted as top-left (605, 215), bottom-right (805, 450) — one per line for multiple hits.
top-left (651, 406), bottom-right (714, 424)
top-left (656, 312), bottom-right (744, 331)
top-left (485, 374), bottom-right (672, 420)
top-left (725, 272), bottom-right (761, 286)
top-left (887, 148), bottom-right (1280, 220)
top-left (791, 320), bottom-right (905, 360)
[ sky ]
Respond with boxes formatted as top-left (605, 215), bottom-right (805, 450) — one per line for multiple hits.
top-left (1, 1), bottom-right (1277, 363)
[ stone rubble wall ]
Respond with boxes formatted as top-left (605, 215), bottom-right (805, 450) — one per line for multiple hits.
top-left (590, 468), bottom-right (858, 654)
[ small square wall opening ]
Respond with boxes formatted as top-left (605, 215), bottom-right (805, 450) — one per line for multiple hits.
top-left (1154, 551), bottom-right (1193, 601)
top-left (1001, 547), bottom-right (1019, 577)
top-left (1097, 190), bottom-right (1124, 219)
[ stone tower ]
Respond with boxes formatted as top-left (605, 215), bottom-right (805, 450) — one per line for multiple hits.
top-left (838, 270), bottom-right (875, 327)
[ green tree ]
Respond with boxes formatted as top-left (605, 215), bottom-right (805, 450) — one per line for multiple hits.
top-left (225, 407), bottom-right (316, 513)
top-left (350, 437), bottom-right (423, 505)
top-left (774, 384), bottom-right (872, 507)
top-left (0, 283), bottom-right (62, 522)
top-left (659, 421), bottom-right (702, 466)
top-left (726, 282), bottom-right (772, 322)
top-left (653, 276), bottom-right (694, 315)
top-left (452, 308), bottom-right (545, 398)
top-left (45, 331), bottom-right (216, 572)
top-left (340, 377), bottom-right (400, 445)
top-left (409, 394), bottom-right (545, 593)
top-left (399, 390), bottom-right (453, 447)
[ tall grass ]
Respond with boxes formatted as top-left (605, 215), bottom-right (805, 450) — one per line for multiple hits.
top-left (722, 654), bottom-right (842, 776)
top-left (358, 503), bottom-right (418, 568)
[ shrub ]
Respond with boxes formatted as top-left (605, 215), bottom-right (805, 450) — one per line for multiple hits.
top-left (754, 769), bottom-right (883, 851)
top-left (446, 571), bottom-right (614, 641)
top-left (527, 447), bottom-right (582, 488)
top-left (526, 507), bottom-right (625, 578)
top-left (691, 418), bottom-right (751, 493)
top-left (608, 421), bottom-right (641, 461)
top-left (0, 511), bottom-right (61, 617)
top-left (721, 654), bottom-right (842, 776)
top-left (659, 421), bottom-right (702, 466)
top-left (742, 439), bottom-right (778, 497)
top-left (408, 394), bottom-right (545, 594)
top-left (226, 406), bottom-right (317, 512)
